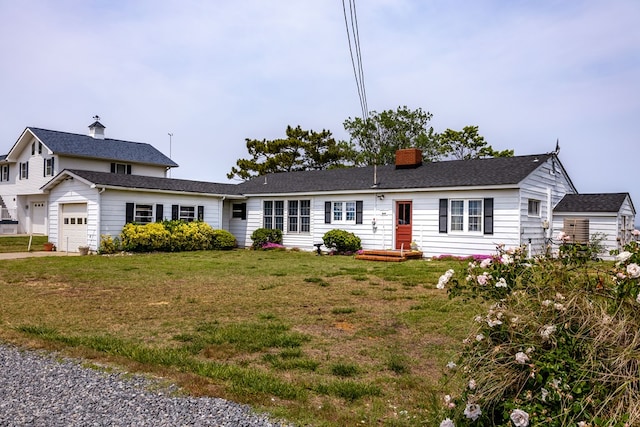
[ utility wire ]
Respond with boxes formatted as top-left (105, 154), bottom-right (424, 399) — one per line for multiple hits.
top-left (342, 0), bottom-right (368, 120)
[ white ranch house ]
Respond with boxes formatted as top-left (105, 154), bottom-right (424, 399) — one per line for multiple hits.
top-left (1, 122), bottom-right (635, 259)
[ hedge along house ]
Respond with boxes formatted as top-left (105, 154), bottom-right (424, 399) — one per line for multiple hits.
top-left (40, 169), bottom-right (242, 252)
top-left (231, 149), bottom-right (601, 259)
top-left (552, 193), bottom-right (636, 259)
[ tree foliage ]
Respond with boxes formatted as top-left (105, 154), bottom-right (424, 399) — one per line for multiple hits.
top-left (227, 125), bottom-right (356, 180)
top-left (343, 106), bottom-right (439, 165)
top-left (438, 125), bottom-right (514, 160)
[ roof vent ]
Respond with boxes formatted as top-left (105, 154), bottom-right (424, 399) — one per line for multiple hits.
top-left (88, 115), bottom-right (105, 140)
top-left (395, 148), bottom-right (422, 169)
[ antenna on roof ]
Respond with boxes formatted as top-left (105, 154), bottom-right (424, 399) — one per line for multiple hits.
top-left (554, 138), bottom-right (560, 155)
top-left (93, 115), bottom-right (100, 122)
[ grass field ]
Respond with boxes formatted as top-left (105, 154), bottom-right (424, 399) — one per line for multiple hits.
top-left (0, 247), bottom-right (480, 426)
top-left (0, 235), bottom-right (49, 253)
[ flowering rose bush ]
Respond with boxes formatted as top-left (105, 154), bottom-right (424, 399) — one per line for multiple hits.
top-left (436, 237), bottom-right (640, 426)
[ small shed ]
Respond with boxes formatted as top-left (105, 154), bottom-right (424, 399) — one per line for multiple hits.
top-left (552, 193), bottom-right (636, 259)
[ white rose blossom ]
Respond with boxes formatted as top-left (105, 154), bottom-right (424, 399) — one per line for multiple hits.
top-left (495, 277), bottom-right (508, 288)
top-left (510, 409), bottom-right (530, 427)
top-left (480, 258), bottom-right (492, 269)
top-left (437, 269), bottom-right (456, 289)
top-left (616, 251), bottom-right (633, 263)
top-left (515, 351), bottom-right (530, 364)
top-left (475, 333), bottom-right (485, 342)
top-left (626, 263), bottom-right (640, 279)
top-left (446, 361), bottom-right (456, 369)
top-left (468, 378), bottom-right (477, 390)
top-left (440, 418), bottom-right (455, 427)
top-left (463, 403), bottom-right (482, 421)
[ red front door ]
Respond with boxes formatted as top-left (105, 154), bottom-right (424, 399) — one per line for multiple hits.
top-left (395, 201), bottom-right (412, 250)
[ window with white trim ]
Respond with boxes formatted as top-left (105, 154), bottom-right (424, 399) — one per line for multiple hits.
top-left (288, 200), bottom-right (310, 233)
top-left (333, 201), bottom-right (356, 223)
top-left (232, 203), bottom-right (246, 220)
top-left (528, 199), bottom-right (541, 216)
top-left (111, 163), bottom-right (132, 175)
top-left (134, 204), bottom-right (153, 223)
top-left (263, 200), bottom-right (284, 230)
top-left (0, 165), bottom-right (8, 182)
top-left (44, 158), bottom-right (54, 177)
top-left (19, 162), bottom-right (28, 179)
top-left (179, 206), bottom-right (195, 222)
top-left (450, 199), bottom-right (483, 233)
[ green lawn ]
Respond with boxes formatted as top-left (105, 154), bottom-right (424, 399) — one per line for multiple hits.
top-left (0, 246), bottom-right (480, 426)
top-left (0, 235), bottom-right (49, 253)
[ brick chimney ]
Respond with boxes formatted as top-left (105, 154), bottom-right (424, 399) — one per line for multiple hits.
top-left (395, 148), bottom-right (422, 169)
top-left (88, 116), bottom-right (105, 140)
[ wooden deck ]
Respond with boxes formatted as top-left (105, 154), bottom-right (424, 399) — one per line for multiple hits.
top-left (355, 249), bottom-right (424, 262)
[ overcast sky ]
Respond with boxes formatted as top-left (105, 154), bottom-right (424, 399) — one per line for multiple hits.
top-left (1, 0), bottom-right (638, 214)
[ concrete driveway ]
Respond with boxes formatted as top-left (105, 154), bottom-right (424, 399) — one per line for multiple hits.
top-left (0, 251), bottom-right (81, 260)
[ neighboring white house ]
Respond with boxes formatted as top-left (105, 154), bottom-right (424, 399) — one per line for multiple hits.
top-left (41, 169), bottom-right (242, 252)
top-left (0, 121), bottom-right (177, 236)
top-left (1, 122), bottom-right (636, 258)
top-left (552, 193), bottom-right (636, 259)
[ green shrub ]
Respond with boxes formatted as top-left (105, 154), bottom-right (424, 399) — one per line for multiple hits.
top-left (250, 228), bottom-right (283, 249)
top-left (322, 229), bottom-right (361, 254)
top-left (121, 222), bottom-right (170, 252)
top-left (210, 229), bottom-right (237, 250)
top-left (98, 234), bottom-right (121, 254)
top-left (120, 221), bottom-right (236, 253)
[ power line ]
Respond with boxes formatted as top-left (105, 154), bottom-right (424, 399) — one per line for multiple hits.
top-left (342, 0), bottom-right (368, 120)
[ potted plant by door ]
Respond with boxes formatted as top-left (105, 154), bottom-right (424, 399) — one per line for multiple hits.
top-left (78, 246), bottom-right (90, 255)
top-left (44, 242), bottom-right (56, 251)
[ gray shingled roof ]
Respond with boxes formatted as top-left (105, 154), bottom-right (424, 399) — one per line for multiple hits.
top-left (29, 128), bottom-right (178, 167)
top-left (236, 154), bottom-right (554, 194)
top-left (554, 193), bottom-right (632, 213)
top-left (64, 169), bottom-right (242, 196)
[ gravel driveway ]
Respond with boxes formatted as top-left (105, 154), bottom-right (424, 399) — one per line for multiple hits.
top-left (0, 344), bottom-right (293, 426)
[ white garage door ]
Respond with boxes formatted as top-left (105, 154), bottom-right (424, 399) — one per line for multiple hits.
top-left (60, 203), bottom-right (87, 252)
top-left (31, 201), bottom-right (46, 235)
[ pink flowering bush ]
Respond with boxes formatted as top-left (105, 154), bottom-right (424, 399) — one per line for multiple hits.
top-left (436, 239), bottom-right (640, 426)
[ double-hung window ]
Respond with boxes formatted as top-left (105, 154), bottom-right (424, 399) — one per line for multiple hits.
top-left (0, 165), bottom-right (8, 182)
top-left (333, 201), bottom-right (356, 223)
top-left (19, 162), bottom-right (28, 179)
top-left (44, 158), bottom-right (54, 177)
top-left (134, 204), bottom-right (153, 223)
top-left (179, 206), bottom-right (195, 222)
top-left (288, 200), bottom-right (311, 233)
top-left (449, 199), bottom-right (483, 233)
top-left (110, 163), bottom-right (132, 174)
top-left (263, 201), bottom-right (284, 231)
top-left (528, 199), bottom-right (541, 217)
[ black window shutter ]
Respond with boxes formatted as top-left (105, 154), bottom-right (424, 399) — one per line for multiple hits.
top-left (484, 198), bottom-right (494, 235)
top-left (197, 206), bottom-right (204, 221)
top-left (125, 203), bottom-right (134, 223)
top-left (324, 201), bottom-right (331, 224)
top-left (155, 204), bottom-right (164, 222)
top-left (240, 203), bottom-right (246, 220)
top-left (172, 205), bottom-right (179, 220)
top-left (43, 159), bottom-right (46, 177)
top-left (439, 199), bottom-right (448, 233)
top-left (26, 162), bottom-right (28, 179)
top-left (356, 201), bottom-right (363, 224)
top-left (110, 163), bottom-right (116, 173)
top-left (126, 164), bottom-right (132, 175)
top-left (51, 157), bottom-right (54, 175)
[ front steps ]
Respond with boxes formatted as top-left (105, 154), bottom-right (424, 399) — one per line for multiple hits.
top-left (355, 249), bottom-right (424, 262)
